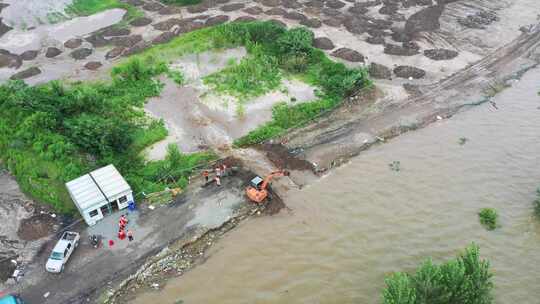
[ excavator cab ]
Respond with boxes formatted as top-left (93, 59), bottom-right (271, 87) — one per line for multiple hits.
top-left (245, 170), bottom-right (289, 204)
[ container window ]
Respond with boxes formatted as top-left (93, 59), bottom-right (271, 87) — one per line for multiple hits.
top-left (89, 209), bottom-right (99, 217)
top-left (119, 196), bottom-right (127, 203)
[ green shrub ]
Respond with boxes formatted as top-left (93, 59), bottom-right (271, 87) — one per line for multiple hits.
top-left (383, 244), bottom-right (493, 304)
top-left (478, 208), bottom-right (499, 230)
top-left (66, 0), bottom-right (142, 22)
top-left (275, 27), bottom-right (314, 57)
top-left (534, 188), bottom-right (540, 218)
top-left (167, 69), bottom-right (186, 85)
top-left (159, 0), bottom-right (202, 6)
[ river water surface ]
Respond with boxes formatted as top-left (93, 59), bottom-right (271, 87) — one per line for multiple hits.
top-left (132, 68), bottom-right (540, 304)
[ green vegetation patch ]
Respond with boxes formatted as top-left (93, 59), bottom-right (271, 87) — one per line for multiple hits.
top-left (533, 187), bottom-right (540, 218)
top-left (478, 208), bottom-right (499, 230)
top-left (383, 244), bottom-right (494, 304)
top-left (0, 56), bottom-right (215, 214)
top-left (66, 0), bottom-right (142, 22)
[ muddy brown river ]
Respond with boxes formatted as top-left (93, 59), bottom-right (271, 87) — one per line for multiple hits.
top-left (131, 69), bottom-right (540, 303)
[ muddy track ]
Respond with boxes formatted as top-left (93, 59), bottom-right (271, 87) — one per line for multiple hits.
top-left (279, 23), bottom-right (540, 173)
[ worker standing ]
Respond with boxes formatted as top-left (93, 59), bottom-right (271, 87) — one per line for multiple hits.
top-left (118, 229), bottom-right (126, 240)
top-left (215, 166), bottom-right (221, 178)
top-left (127, 230), bottom-right (134, 242)
top-left (203, 170), bottom-right (209, 182)
top-left (215, 176), bottom-right (221, 186)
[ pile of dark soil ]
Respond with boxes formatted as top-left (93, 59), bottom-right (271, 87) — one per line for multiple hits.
top-left (424, 48), bottom-right (458, 60)
top-left (458, 10), bottom-right (498, 29)
top-left (394, 65), bottom-right (426, 79)
top-left (17, 213), bottom-right (57, 241)
top-left (260, 143), bottom-right (314, 172)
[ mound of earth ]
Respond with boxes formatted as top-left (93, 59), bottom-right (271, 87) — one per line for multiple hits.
top-left (45, 47), bottom-right (62, 58)
top-left (152, 32), bottom-right (175, 44)
top-left (284, 11), bottom-right (307, 21)
top-left (458, 11), bottom-right (498, 29)
top-left (71, 48), bottom-right (93, 60)
top-left (159, 6), bottom-right (183, 15)
top-left (64, 38), bottom-right (83, 49)
top-left (261, 0), bottom-right (281, 7)
top-left (0, 18), bottom-right (12, 38)
top-left (265, 7), bottom-right (286, 15)
top-left (85, 61), bottom-right (103, 70)
top-left (326, 0), bottom-right (345, 9)
top-left (85, 34), bottom-right (109, 48)
top-left (283, 0), bottom-right (302, 9)
top-left (101, 27), bottom-right (130, 37)
top-left (20, 50), bottom-right (38, 61)
top-left (332, 48), bottom-right (364, 62)
top-left (384, 43), bottom-right (419, 56)
top-left (109, 35), bottom-right (143, 48)
top-left (369, 62), bottom-right (392, 79)
top-left (0, 50), bottom-right (22, 68)
top-left (405, 5), bottom-right (444, 34)
top-left (234, 16), bottom-right (257, 22)
top-left (424, 48), bottom-right (458, 60)
top-left (366, 35), bottom-right (385, 44)
top-left (17, 214), bottom-right (57, 241)
top-left (313, 37), bottom-right (335, 50)
top-left (221, 3), bottom-right (244, 11)
top-left (105, 47), bottom-right (125, 59)
top-left (243, 6), bottom-right (263, 14)
top-left (143, 2), bottom-right (164, 12)
top-left (187, 4), bottom-right (208, 13)
top-left (130, 17), bottom-right (153, 27)
top-left (205, 15), bottom-right (230, 26)
top-left (393, 65), bottom-right (426, 79)
top-left (10, 67), bottom-right (41, 80)
top-left (300, 18), bottom-right (322, 28)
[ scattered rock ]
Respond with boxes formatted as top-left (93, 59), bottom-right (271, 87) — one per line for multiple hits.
top-left (64, 38), bottom-right (83, 49)
top-left (0, 50), bottom-right (22, 69)
top-left (300, 18), bottom-right (322, 28)
top-left (323, 17), bottom-right (344, 27)
top-left (405, 5), bottom-right (444, 34)
top-left (393, 65), bottom-right (426, 79)
top-left (331, 47), bottom-right (364, 62)
top-left (221, 3), bottom-right (244, 11)
top-left (369, 62), bottom-right (391, 79)
top-left (101, 27), bottom-right (130, 37)
top-left (187, 4), bottom-right (208, 13)
top-left (130, 17), bottom-right (153, 27)
top-left (344, 17), bottom-right (368, 34)
top-left (105, 47), bottom-right (125, 59)
top-left (84, 61), bottom-right (102, 70)
top-left (390, 28), bottom-right (411, 43)
top-left (10, 67), bottom-right (41, 80)
top-left (366, 35), bottom-right (385, 44)
top-left (326, 0), bottom-right (346, 9)
top-left (153, 18), bottom-right (182, 31)
top-left (403, 83), bottom-right (422, 96)
top-left (261, 0), bottom-right (281, 7)
top-left (142, 2), bottom-right (164, 12)
top-left (284, 11), bottom-right (307, 21)
top-left (423, 48), bottom-right (458, 60)
top-left (109, 35), bottom-right (143, 48)
top-left (457, 11), bottom-right (498, 29)
top-left (384, 43), bottom-right (419, 56)
top-left (234, 16), bottom-right (257, 22)
top-left (264, 8), bottom-right (287, 16)
top-left (45, 47), bottom-right (62, 58)
top-left (152, 32), bottom-right (176, 45)
top-left (354, 0), bottom-right (381, 7)
top-left (70, 48), bottom-right (93, 60)
top-left (417, 0), bottom-right (433, 5)
top-left (243, 6), bottom-right (263, 15)
top-left (0, 18), bottom-right (12, 38)
top-left (85, 34), bottom-right (109, 48)
top-left (205, 15), bottom-right (230, 26)
top-left (20, 50), bottom-right (39, 61)
top-left (313, 37), bottom-right (335, 50)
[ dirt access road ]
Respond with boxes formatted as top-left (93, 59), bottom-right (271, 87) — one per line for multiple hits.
top-left (9, 167), bottom-right (260, 304)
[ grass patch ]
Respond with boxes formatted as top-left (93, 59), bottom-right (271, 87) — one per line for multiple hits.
top-left (203, 46), bottom-right (282, 100)
top-left (534, 187), bottom-right (540, 218)
top-left (66, 0), bottom-right (142, 22)
top-left (478, 208), bottom-right (499, 230)
top-left (383, 244), bottom-right (493, 304)
top-left (166, 69), bottom-right (186, 86)
top-left (0, 56), bottom-right (215, 214)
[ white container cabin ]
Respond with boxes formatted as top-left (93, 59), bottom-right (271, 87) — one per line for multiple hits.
top-left (66, 164), bottom-right (133, 226)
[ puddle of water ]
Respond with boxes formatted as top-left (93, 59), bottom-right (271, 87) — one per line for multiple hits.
top-left (0, 8), bottom-right (125, 53)
top-left (131, 68), bottom-right (540, 304)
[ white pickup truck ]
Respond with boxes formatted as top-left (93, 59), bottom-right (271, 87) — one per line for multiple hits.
top-left (45, 231), bottom-right (80, 273)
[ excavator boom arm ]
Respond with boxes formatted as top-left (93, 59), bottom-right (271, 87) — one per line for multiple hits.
top-left (260, 170), bottom-right (289, 190)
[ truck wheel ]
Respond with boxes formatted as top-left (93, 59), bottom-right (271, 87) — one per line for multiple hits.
top-left (61, 265), bottom-right (64, 272)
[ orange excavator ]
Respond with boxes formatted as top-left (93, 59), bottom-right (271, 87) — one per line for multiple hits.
top-left (246, 170), bottom-right (290, 203)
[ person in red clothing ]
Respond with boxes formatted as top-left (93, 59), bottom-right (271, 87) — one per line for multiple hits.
top-left (202, 170), bottom-right (209, 182)
top-left (118, 229), bottom-right (126, 240)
